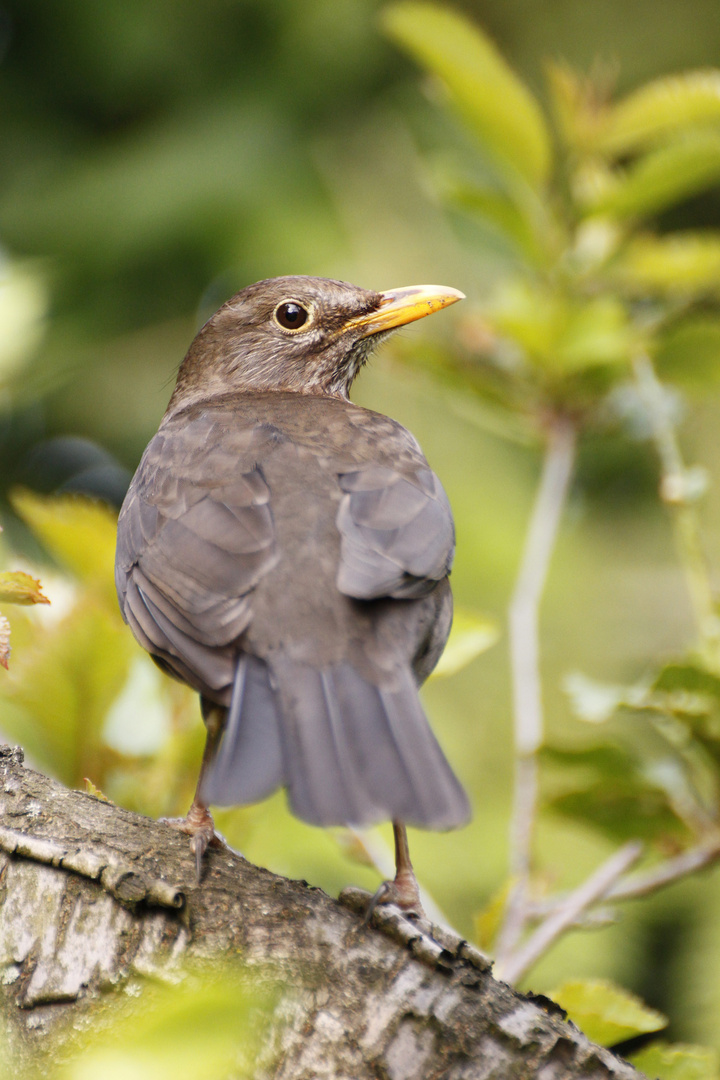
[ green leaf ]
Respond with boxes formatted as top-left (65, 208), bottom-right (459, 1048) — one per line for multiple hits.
top-left (654, 317), bottom-right (720, 388)
top-left (598, 130), bottom-right (720, 219)
top-left (487, 283), bottom-right (632, 375)
top-left (2, 596), bottom-right (135, 784)
top-left (630, 1041), bottom-right (720, 1080)
top-left (382, 2), bottom-right (551, 187)
top-left (565, 670), bottom-right (714, 723)
top-left (549, 784), bottom-right (687, 843)
top-left (0, 570), bottom-right (50, 606)
top-left (615, 232), bottom-right (720, 295)
top-left (543, 743), bottom-right (692, 844)
top-left (549, 979), bottom-right (667, 1047)
top-left (473, 879), bottom-right (513, 951)
top-left (11, 490), bottom-right (118, 605)
top-left (432, 606), bottom-right (499, 677)
top-left (654, 662), bottom-right (720, 699)
top-left (564, 672), bottom-right (632, 723)
top-left (446, 183), bottom-right (545, 264)
top-left (555, 296), bottom-right (633, 372)
top-left (59, 965), bottom-right (278, 1080)
top-left (602, 70), bottom-right (720, 156)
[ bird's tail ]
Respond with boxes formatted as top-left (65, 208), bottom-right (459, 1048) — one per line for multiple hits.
top-left (201, 654), bottom-right (470, 830)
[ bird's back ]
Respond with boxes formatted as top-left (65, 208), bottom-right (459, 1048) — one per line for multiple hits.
top-left (116, 390), bottom-right (468, 829)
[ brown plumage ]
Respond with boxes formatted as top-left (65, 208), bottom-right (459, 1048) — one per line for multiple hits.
top-left (115, 275), bottom-right (469, 910)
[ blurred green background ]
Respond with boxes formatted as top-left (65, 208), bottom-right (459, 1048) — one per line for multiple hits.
top-left (3, 0), bottom-right (720, 1055)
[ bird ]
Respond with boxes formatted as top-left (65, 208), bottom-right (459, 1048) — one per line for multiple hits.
top-left (115, 275), bottom-right (470, 914)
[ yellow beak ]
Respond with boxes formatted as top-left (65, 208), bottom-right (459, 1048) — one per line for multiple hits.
top-left (345, 284), bottom-right (465, 337)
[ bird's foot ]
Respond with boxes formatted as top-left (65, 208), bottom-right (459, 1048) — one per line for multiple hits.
top-left (161, 803), bottom-right (223, 882)
top-left (363, 866), bottom-right (425, 925)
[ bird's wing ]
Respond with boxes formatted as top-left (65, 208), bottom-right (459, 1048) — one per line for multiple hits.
top-left (115, 414), bottom-right (279, 697)
top-left (335, 464), bottom-right (454, 600)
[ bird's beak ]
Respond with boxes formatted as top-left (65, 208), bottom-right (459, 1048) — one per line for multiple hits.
top-left (345, 284), bottom-right (465, 337)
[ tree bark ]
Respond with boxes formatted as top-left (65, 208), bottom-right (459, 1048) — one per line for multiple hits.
top-left (0, 745), bottom-right (644, 1079)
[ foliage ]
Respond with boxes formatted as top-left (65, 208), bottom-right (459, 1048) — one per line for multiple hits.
top-left (431, 606), bottom-right (499, 677)
top-left (0, 492), bottom-right (201, 815)
top-left (0, 545), bottom-right (50, 669)
top-left (6, 964), bottom-right (279, 1080)
top-left (383, 0), bottom-right (720, 1065)
top-left (549, 977), bottom-right (667, 1046)
top-left (3, 0), bottom-right (720, 1067)
top-left (630, 1042), bottom-right (720, 1080)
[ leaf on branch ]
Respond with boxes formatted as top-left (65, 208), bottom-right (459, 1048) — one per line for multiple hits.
top-left (565, 670), bottom-right (715, 724)
top-left (597, 130), bottom-right (720, 219)
top-left (654, 317), bottom-right (720, 388)
top-left (56, 964), bottom-right (279, 1080)
top-left (564, 672), bottom-right (656, 723)
top-left (432, 606), bottom-right (500, 678)
top-left (0, 570), bottom-right (50, 606)
top-left (614, 232), bottom-right (720, 296)
top-left (487, 281), bottom-right (633, 375)
top-left (473, 878), bottom-right (513, 951)
top-left (629, 1040), bottom-right (720, 1080)
top-left (651, 661), bottom-right (720, 766)
top-left (444, 182), bottom-right (546, 265)
top-left (11, 489), bottom-right (118, 605)
top-left (601, 70), bottom-right (720, 156)
top-left (653, 662), bottom-right (720, 699)
top-left (549, 978), bottom-right (667, 1047)
top-left (83, 777), bottom-right (112, 802)
top-left (564, 672), bottom-right (631, 723)
top-left (382, 2), bottom-right (552, 187)
top-left (543, 743), bottom-right (693, 845)
top-left (1, 596), bottom-right (136, 784)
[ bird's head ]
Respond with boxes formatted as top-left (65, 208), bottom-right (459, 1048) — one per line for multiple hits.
top-left (169, 275), bottom-right (464, 409)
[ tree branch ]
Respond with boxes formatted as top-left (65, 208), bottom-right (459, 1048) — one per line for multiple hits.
top-left (0, 745), bottom-right (643, 1079)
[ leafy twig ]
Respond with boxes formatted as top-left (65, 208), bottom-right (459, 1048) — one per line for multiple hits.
top-left (497, 841), bottom-right (643, 985)
top-left (605, 837), bottom-right (720, 902)
top-left (632, 352), bottom-right (720, 665)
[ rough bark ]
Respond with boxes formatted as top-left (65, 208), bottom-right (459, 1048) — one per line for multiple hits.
top-left (0, 745), bottom-right (644, 1079)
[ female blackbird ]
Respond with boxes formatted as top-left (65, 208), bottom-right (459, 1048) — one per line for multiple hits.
top-left (115, 276), bottom-right (470, 913)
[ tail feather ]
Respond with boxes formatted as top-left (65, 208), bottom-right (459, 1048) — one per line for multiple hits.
top-left (378, 668), bottom-right (471, 829)
top-left (201, 654), bottom-right (470, 831)
top-left (278, 660), bottom-right (469, 829)
top-left (201, 654), bottom-right (284, 806)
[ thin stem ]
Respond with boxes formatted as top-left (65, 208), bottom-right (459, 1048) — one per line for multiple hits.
top-left (497, 841), bottom-right (643, 986)
top-left (525, 836), bottom-right (720, 927)
top-left (496, 415), bottom-right (577, 960)
top-left (605, 836), bottom-right (720, 903)
top-left (632, 353), bottom-right (720, 664)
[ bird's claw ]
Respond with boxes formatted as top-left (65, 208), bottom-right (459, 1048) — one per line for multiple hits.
top-left (363, 872), bottom-right (425, 925)
top-left (161, 805), bottom-right (219, 882)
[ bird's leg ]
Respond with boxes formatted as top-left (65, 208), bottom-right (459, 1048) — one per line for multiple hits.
top-left (364, 821), bottom-right (425, 922)
top-left (163, 702), bottom-right (226, 880)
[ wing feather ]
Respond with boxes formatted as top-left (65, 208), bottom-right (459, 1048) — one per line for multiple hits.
top-left (115, 414), bottom-right (280, 700)
top-left (336, 466), bottom-right (454, 600)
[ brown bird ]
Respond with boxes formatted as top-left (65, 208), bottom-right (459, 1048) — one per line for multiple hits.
top-left (115, 275), bottom-right (469, 914)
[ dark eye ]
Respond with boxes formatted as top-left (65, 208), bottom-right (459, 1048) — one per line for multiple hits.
top-left (275, 301), bottom-right (309, 331)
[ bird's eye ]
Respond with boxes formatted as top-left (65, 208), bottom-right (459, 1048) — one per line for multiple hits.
top-left (274, 301), bottom-right (310, 331)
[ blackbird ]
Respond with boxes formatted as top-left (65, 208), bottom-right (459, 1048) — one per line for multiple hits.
top-left (115, 275), bottom-right (470, 913)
